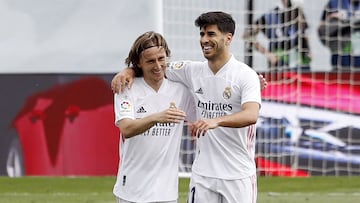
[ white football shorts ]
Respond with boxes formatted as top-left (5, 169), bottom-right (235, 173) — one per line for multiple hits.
top-left (116, 197), bottom-right (177, 203)
top-left (187, 173), bottom-right (257, 203)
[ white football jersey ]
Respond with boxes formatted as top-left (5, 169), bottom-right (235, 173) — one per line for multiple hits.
top-left (167, 55), bottom-right (262, 179)
top-left (113, 78), bottom-right (195, 202)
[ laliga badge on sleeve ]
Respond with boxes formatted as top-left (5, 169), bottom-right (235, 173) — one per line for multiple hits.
top-left (168, 61), bottom-right (185, 70)
top-left (120, 100), bottom-right (132, 113)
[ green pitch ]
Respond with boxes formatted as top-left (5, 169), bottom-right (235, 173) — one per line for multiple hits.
top-left (0, 176), bottom-right (359, 203)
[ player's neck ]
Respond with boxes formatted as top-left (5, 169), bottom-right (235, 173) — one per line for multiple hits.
top-left (208, 52), bottom-right (231, 74)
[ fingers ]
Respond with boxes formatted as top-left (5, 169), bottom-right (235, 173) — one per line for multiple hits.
top-left (127, 79), bottom-right (133, 89)
top-left (111, 72), bottom-right (134, 94)
top-left (111, 80), bottom-right (118, 94)
top-left (191, 126), bottom-right (206, 138)
top-left (162, 108), bottom-right (186, 123)
top-left (258, 74), bottom-right (268, 91)
top-left (118, 78), bottom-right (134, 93)
top-left (190, 121), bottom-right (208, 138)
top-left (195, 128), bottom-right (206, 138)
top-left (111, 78), bottom-right (131, 94)
top-left (120, 77), bottom-right (127, 93)
top-left (166, 102), bottom-right (183, 122)
top-left (111, 83), bottom-right (119, 94)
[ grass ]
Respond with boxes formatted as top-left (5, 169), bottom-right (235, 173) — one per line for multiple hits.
top-left (257, 176), bottom-right (360, 203)
top-left (0, 176), bottom-right (360, 203)
top-left (0, 176), bottom-right (116, 203)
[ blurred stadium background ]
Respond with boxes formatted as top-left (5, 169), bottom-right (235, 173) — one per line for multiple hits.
top-left (1, 0), bottom-right (360, 202)
top-left (0, 0), bottom-right (360, 199)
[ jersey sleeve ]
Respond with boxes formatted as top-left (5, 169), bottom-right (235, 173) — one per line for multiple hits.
top-left (114, 88), bottom-right (135, 126)
top-left (240, 69), bottom-right (262, 107)
top-left (166, 61), bottom-right (193, 88)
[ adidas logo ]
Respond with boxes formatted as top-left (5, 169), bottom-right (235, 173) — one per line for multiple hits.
top-left (137, 106), bottom-right (147, 113)
top-left (195, 88), bottom-right (203, 94)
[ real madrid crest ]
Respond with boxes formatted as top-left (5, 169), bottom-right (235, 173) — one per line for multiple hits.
top-left (223, 87), bottom-right (231, 99)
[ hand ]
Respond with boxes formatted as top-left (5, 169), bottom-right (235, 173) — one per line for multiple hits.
top-left (190, 119), bottom-right (218, 137)
top-left (156, 107), bottom-right (186, 124)
top-left (111, 68), bottom-right (135, 93)
top-left (258, 74), bottom-right (268, 91)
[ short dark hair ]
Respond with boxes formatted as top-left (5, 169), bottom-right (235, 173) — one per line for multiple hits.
top-left (194, 11), bottom-right (236, 35)
top-left (125, 31), bottom-right (171, 77)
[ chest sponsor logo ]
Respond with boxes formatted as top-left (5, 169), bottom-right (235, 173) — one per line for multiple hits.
top-left (143, 123), bottom-right (176, 136)
top-left (197, 100), bottom-right (233, 119)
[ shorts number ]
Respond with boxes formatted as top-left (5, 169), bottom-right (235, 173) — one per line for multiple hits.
top-left (188, 186), bottom-right (195, 203)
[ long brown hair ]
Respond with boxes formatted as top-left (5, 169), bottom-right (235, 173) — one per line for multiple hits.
top-left (125, 31), bottom-right (171, 77)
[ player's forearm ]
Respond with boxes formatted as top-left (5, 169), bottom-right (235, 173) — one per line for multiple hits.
top-left (119, 116), bottom-right (157, 138)
top-left (214, 103), bottom-right (260, 128)
top-left (214, 111), bottom-right (258, 128)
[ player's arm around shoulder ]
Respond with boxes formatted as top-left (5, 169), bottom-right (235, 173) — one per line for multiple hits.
top-left (166, 60), bottom-right (204, 86)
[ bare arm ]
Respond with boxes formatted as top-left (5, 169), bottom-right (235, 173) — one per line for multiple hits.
top-left (117, 107), bottom-right (186, 138)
